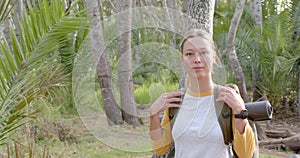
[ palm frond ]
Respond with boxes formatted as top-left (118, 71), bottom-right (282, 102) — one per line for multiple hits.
top-left (0, 0), bottom-right (13, 24)
top-left (0, 0), bottom-right (88, 145)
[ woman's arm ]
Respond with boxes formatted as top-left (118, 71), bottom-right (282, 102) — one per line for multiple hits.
top-left (232, 118), bottom-right (255, 158)
top-left (217, 86), bottom-right (255, 157)
top-left (150, 109), bottom-right (173, 155)
top-left (149, 91), bottom-right (183, 155)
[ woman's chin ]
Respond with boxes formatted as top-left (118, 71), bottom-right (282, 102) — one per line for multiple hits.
top-left (189, 73), bottom-right (209, 80)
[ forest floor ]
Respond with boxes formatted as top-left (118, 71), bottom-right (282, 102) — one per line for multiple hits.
top-left (2, 108), bottom-right (299, 157)
top-left (257, 110), bottom-right (300, 158)
top-left (72, 109), bottom-right (300, 157)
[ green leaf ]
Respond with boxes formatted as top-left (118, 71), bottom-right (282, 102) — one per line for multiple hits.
top-left (0, 0), bottom-right (13, 23)
top-left (0, 0), bottom-right (88, 145)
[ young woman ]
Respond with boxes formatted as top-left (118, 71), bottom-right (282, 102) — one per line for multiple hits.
top-left (149, 29), bottom-right (255, 158)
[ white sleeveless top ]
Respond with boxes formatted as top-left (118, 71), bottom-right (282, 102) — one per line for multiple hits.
top-left (172, 93), bottom-right (229, 158)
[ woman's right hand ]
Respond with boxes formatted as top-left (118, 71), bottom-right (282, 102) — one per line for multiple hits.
top-left (149, 91), bottom-right (184, 117)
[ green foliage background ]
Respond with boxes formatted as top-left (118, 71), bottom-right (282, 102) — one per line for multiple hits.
top-left (0, 0), bottom-right (299, 157)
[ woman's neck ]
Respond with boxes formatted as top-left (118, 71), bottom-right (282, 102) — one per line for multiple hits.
top-left (187, 76), bottom-right (214, 93)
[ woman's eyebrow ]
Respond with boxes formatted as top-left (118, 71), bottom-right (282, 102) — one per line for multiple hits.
top-left (183, 49), bottom-right (194, 52)
top-left (184, 48), bottom-right (207, 52)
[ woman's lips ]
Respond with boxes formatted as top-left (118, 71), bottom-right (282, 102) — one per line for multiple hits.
top-left (193, 67), bottom-right (204, 70)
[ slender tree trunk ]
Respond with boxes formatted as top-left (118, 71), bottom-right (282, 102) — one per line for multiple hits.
top-left (12, 0), bottom-right (23, 24)
top-left (250, 0), bottom-right (262, 29)
top-left (252, 65), bottom-right (262, 101)
top-left (292, 2), bottom-right (300, 42)
top-left (85, 0), bottom-right (123, 125)
top-left (182, 0), bottom-right (189, 13)
top-left (187, 0), bottom-right (215, 35)
top-left (132, 0), bottom-right (140, 66)
top-left (166, 0), bottom-right (178, 46)
top-left (215, 0), bottom-right (220, 8)
top-left (116, 0), bottom-right (139, 126)
top-left (226, 0), bottom-right (249, 102)
top-left (250, 0), bottom-right (264, 102)
top-left (297, 71), bottom-right (300, 115)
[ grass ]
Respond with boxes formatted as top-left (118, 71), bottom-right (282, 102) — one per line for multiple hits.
top-left (0, 136), bottom-right (286, 158)
top-left (0, 117), bottom-right (153, 158)
top-left (134, 82), bottom-right (179, 105)
top-left (0, 82), bottom-right (294, 158)
top-left (42, 136), bottom-right (152, 158)
top-left (259, 154), bottom-right (281, 158)
top-left (0, 115), bottom-right (292, 158)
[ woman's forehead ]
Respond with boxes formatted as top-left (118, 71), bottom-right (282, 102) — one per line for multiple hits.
top-left (183, 37), bottom-right (211, 50)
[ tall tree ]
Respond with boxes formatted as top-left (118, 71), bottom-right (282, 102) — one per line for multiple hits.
top-left (298, 70), bottom-right (300, 115)
top-left (188, 0), bottom-right (215, 35)
top-left (250, 0), bottom-right (264, 102)
top-left (85, 0), bottom-right (123, 125)
top-left (249, 0), bottom-right (267, 142)
top-left (164, 0), bottom-right (178, 47)
top-left (292, 2), bottom-right (300, 114)
top-left (182, 0), bottom-right (189, 13)
top-left (116, 0), bottom-right (139, 126)
top-left (250, 0), bottom-right (263, 29)
top-left (226, 0), bottom-right (249, 102)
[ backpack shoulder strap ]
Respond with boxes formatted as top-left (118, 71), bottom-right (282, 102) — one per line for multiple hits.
top-left (169, 88), bottom-right (186, 129)
top-left (213, 85), bottom-right (234, 145)
top-left (169, 107), bottom-right (179, 129)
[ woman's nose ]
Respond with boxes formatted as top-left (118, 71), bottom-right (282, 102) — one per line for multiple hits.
top-left (194, 54), bottom-right (202, 63)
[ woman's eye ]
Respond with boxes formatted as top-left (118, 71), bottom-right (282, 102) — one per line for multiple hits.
top-left (185, 52), bottom-right (193, 56)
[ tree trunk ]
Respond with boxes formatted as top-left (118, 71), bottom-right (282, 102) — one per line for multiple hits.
top-left (85, 0), bottom-right (123, 125)
top-left (265, 129), bottom-right (296, 139)
top-left (215, 0), bottom-right (220, 9)
top-left (116, 0), bottom-right (139, 126)
top-left (12, 0), bottom-right (23, 25)
top-left (250, 0), bottom-right (262, 29)
top-left (292, 2), bottom-right (300, 41)
top-left (298, 70), bottom-right (300, 115)
top-left (165, 0), bottom-right (178, 47)
top-left (250, 0), bottom-right (264, 102)
top-left (259, 134), bottom-right (300, 153)
top-left (187, 0), bottom-right (215, 36)
top-left (249, 0), bottom-right (268, 141)
top-left (132, 0), bottom-right (140, 66)
top-left (182, 0), bottom-right (189, 13)
top-left (252, 63), bottom-right (266, 102)
top-left (226, 0), bottom-right (249, 102)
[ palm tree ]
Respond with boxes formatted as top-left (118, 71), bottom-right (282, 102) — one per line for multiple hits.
top-left (85, 0), bottom-right (123, 125)
top-left (116, 0), bottom-right (139, 126)
top-left (188, 0), bottom-right (216, 35)
top-left (226, 0), bottom-right (249, 102)
top-left (215, 0), bottom-right (300, 107)
top-left (0, 0), bottom-right (88, 145)
top-left (249, 2), bottom-right (300, 107)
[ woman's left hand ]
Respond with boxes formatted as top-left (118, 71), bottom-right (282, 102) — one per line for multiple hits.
top-left (216, 86), bottom-right (246, 114)
top-left (216, 85), bottom-right (248, 134)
